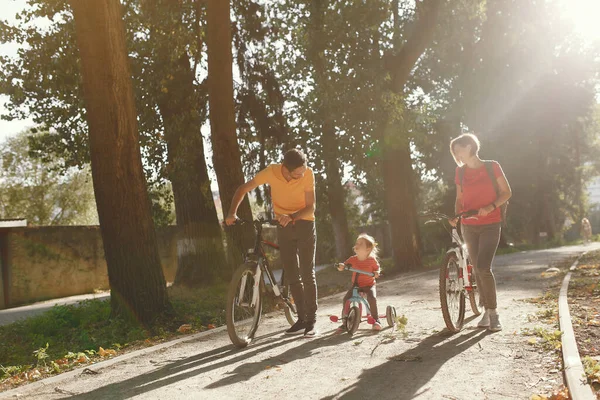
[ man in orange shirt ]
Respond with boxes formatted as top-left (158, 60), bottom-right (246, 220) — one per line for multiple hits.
top-left (225, 149), bottom-right (318, 337)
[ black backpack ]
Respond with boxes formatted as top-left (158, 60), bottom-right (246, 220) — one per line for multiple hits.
top-left (458, 161), bottom-right (508, 225)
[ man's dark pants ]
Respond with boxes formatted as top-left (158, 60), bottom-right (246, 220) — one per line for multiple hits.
top-left (277, 220), bottom-right (318, 323)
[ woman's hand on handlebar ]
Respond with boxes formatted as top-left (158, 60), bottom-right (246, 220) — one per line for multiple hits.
top-left (336, 263), bottom-right (345, 272)
top-left (478, 204), bottom-right (495, 217)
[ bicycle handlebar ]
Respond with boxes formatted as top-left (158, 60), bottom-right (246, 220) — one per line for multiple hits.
top-left (333, 263), bottom-right (375, 277)
top-left (227, 217), bottom-right (280, 227)
top-left (420, 209), bottom-right (478, 222)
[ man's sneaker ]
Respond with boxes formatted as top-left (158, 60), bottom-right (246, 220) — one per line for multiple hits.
top-left (477, 310), bottom-right (490, 328)
top-left (489, 313), bottom-right (502, 332)
top-left (372, 321), bottom-right (382, 331)
top-left (285, 319), bottom-right (306, 335)
top-left (304, 321), bottom-right (316, 337)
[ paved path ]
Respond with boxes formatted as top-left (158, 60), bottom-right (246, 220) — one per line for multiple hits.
top-left (0, 292), bottom-right (110, 326)
top-left (3, 243), bottom-right (599, 400)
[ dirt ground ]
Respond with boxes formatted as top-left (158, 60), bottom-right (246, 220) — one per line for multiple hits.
top-left (2, 244), bottom-right (598, 400)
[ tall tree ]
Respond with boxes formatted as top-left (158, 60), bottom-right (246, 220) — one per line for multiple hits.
top-left (69, 0), bottom-right (171, 324)
top-left (306, 0), bottom-right (353, 259)
top-left (206, 0), bottom-right (254, 264)
top-left (136, 0), bottom-right (226, 286)
top-left (376, 0), bottom-right (442, 270)
top-left (0, 0), bottom-right (228, 285)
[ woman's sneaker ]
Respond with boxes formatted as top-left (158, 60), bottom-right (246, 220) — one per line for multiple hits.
top-left (372, 321), bottom-right (382, 331)
top-left (477, 310), bottom-right (490, 328)
top-left (285, 319), bottom-right (307, 335)
top-left (489, 314), bottom-right (502, 332)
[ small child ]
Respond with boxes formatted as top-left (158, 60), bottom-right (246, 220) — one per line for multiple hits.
top-left (336, 233), bottom-right (382, 332)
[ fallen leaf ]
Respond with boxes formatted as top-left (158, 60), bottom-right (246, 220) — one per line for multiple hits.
top-left (76, 355), bottom-right (88, 363)
top-left (208, 324), bottom-right (216, 329)
top-left (177, 324), bottom-right (192, 333)
top-left (98, 347), bottom-right (117, 357)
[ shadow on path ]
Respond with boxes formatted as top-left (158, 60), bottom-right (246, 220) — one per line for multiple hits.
top-left (65, 330), bottom-right (295, 400)
top-left (322, 327), bottom-right (491, 400)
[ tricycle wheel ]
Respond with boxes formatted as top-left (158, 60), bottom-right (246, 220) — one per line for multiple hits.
top-left (346, 306), bottom-right (361, 335)
top-left (386, 305), bottom-right (397, 328)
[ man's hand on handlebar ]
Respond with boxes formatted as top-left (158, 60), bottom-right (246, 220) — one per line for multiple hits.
top-left (336, 263), bottom-right (345, 272)
top-left (449, 217), bottom-right (459, 227)
top-left (225, 214), bottom-right (238, 226)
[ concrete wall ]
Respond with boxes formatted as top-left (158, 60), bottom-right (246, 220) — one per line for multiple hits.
top-left (1, 226), bottom-right (178, 309)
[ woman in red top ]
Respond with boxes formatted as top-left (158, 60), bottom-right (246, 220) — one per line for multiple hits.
top-left (336, 233), bottom-right (382, 331)
top-left (450, 133), bottom-right (512, 332)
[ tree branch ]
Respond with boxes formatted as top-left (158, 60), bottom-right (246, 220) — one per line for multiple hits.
top-left (390, 0), bottom-right (443, 93)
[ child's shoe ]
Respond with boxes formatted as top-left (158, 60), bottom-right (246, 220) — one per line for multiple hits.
top-left (335, 324), bottom-right (347, 334)
top-left (372, 320), bottom-right (382, 331)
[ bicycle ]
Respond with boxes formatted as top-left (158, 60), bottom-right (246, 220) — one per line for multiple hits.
top-left (329, 264), bottom-right (397, 335)
top-left (225, 217), bottom-right (298, 348)
top-left (422, 210), bottom-right (482, 332)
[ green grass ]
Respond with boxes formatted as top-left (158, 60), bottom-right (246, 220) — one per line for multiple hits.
top-left (0, 284), bottom-right (227, 374)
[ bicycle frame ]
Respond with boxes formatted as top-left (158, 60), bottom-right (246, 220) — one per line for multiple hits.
top-left (424, 211), bottom-right (476, 293)
top-left (237, 218), bottom-right (293, 309)
top-left (446, 226), bottom-right (473, 292)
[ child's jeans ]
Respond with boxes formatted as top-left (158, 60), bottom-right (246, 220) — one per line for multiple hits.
top-left (341, 285), bottom-right (378, 321)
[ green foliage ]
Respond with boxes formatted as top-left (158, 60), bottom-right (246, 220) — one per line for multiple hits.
top-left (0, 129), bottom-right (98, 225)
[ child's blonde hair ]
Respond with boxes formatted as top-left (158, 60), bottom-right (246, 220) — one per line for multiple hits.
top-left (358, 233), bottom-right (379, 261)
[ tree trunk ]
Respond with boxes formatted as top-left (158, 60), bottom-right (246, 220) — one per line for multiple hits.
top-left (206, 0), bottom-right (254, 270)
top-left (70, 0), bottom-right (171, 325)
top-left (381, 134), bottom-right (422, 270)
top-left (379, 0), bottom-right (442, 271)
top-left (323, 121), bottom-right (353, 259)
top-left (157, 54), bottom-right (227, 287)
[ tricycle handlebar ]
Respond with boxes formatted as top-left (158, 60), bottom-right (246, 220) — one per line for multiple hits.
top-left (332, 263), bottom-right (375, 277)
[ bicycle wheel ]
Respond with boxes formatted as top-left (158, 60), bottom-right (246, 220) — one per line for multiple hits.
top-left (439, 254), bottom-right (465, 333)
top-left (468, 262), bottom-right (483, 316)
top-left (282, 286), bottom-right (298, 326)
top-left (346, 306), bottom-right (361, 335)
top-left (226, 263), bottom-right (263, 348)
top-left (386, 305), bottom-right (397, 328)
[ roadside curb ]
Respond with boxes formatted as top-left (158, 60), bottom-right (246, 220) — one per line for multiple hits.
top-left (559, 252), bottom-right (595, 400)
